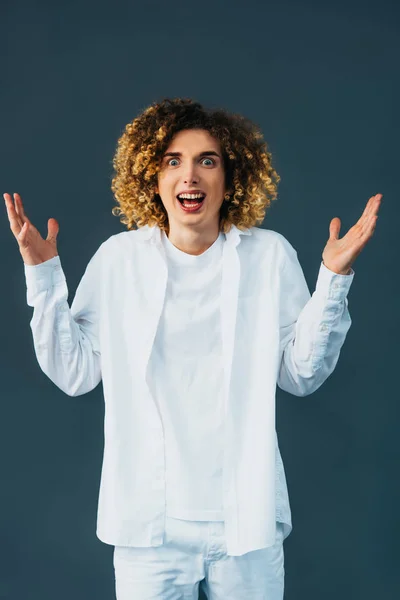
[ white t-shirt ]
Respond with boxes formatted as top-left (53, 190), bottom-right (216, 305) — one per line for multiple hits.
top-left (146, 229), bottom-right (225, 521)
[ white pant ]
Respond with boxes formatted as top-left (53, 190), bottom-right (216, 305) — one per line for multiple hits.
top-left (113, 516), bottom-right (285, 599)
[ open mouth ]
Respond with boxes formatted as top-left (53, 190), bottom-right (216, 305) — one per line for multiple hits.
top-left (176, 193), bottom-right (206, 208)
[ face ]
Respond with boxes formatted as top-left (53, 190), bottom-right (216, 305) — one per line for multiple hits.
top-left (155, 128), bottom-right (230, 236)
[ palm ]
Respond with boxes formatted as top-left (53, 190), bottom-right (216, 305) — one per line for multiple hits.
top-left (322, 194), bottom-right (382, 274)
top-left (21, 220), bottom-right (47, 248)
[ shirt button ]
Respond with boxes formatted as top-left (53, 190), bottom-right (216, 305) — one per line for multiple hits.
top-left (319, 324), bottom-right (328, 331)
top-left (332, 283), bottom-right (340, 289)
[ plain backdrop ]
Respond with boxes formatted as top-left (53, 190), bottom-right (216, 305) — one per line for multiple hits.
top-left (1, 0), bottom-right (398, 598)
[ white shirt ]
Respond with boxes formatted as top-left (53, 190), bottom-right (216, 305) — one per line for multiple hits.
top-left (23, 224), bottom-right (354, 556)
top-left (151, 229), bottom-right (225, 521)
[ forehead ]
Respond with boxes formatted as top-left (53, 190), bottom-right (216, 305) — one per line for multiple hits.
top-left (165, 128), bottom-right (221, 152)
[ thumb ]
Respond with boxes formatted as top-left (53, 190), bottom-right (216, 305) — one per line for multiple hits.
top-left (329, 217), bottom-right (341, 241)
top-left (46, 218), bottom-right (59, 243)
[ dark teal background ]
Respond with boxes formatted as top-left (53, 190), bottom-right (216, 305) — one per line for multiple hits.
top-left (1, 0), bottom-right (397, 598)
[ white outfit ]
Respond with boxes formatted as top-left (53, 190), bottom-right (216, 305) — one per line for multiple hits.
top-left (148, 230), bottom-right (226, 521)
top-left (23, 223), bottom-right (354, 557)
top-left (113, 516), bottom-right (285, 599)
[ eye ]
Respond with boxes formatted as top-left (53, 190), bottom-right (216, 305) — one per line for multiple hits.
top-left (166, 157), bottom-right (216, 166)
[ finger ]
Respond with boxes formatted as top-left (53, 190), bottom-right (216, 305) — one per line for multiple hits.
top-left (360, 195), bottom-right (376, 220)
top-left (17, 221), bottom-right (29, 244)
top-left (14, 193), bottom-right (28, 224)
top-left (357, 195), bottom-right (380, 228)
top-left (372, 195), bottom-right (383, 215)
top-left (4, 193), bottom-right (23, 231)
top-left (360, 212), bottom-right (378, 238)
top-left (46, 218), bottom-right (59, 243)
top-left (363, 194), bottom-right (382, 219)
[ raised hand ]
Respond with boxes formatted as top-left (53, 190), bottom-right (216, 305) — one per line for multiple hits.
top-left (4, 192), bottom-right (60, 266)
top-left (322, 193), bottom-right (383, 275)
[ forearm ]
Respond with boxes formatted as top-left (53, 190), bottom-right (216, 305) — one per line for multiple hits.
top-left (24, 255), bottom-right (102, 397)
top-left (277, 260), bottom-right (354, 396)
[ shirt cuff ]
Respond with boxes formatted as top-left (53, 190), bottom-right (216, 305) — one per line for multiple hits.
top-left (24, 255), bottom-right (66, 294)
top-left (315, 260), bottom-right (354, 300)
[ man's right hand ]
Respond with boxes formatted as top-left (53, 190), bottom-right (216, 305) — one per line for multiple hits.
top-left (4, 192), bottom-right (59, 266)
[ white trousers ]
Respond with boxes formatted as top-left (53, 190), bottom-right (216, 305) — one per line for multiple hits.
top-left (113, 516), bottom-right (285, 599)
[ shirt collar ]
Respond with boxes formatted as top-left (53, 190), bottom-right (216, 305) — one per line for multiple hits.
top-left (135, 223), bottom-right (252, 246)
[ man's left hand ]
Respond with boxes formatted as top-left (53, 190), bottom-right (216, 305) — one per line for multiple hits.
top-left (322, 193), bottom-right (383, 275)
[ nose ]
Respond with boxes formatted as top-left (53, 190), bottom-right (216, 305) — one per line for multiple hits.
top-left (182, 163), bottom-right (199, 184)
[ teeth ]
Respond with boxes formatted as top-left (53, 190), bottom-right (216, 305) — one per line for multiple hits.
top-left (177, 193), bottom-right (205, 200)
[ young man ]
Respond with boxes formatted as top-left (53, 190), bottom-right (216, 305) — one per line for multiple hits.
top-left (4, 97), bottom-right (382, 599)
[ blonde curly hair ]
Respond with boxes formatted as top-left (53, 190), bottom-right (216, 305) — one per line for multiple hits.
top-left (111, 97), bottom-right (281, 235)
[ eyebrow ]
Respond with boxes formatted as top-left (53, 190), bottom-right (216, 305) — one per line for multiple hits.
top-left (163, 150), bottom-right (221, 159)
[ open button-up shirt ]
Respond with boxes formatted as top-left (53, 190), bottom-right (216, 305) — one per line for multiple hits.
top-left (23, 224), bottom-right (354, 556)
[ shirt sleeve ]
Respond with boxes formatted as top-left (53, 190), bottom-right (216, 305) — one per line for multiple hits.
top-left (23, 246), bottom-right (104, 397)
top-left (277, 244), bottom-right (354, 397)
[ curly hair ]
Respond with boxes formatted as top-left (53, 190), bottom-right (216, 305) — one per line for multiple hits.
top-left (111, 97), bottom-right (281, 235)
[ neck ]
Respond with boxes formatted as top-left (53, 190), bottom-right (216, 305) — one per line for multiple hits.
top-left (166, 224), bottom-right (220, 256)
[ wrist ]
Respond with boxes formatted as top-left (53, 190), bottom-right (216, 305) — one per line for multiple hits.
top-left (323, 261), bottom-right (352, 275)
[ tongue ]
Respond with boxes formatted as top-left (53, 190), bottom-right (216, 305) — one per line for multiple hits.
top-left (181, 197), bottom-right (204, 205)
